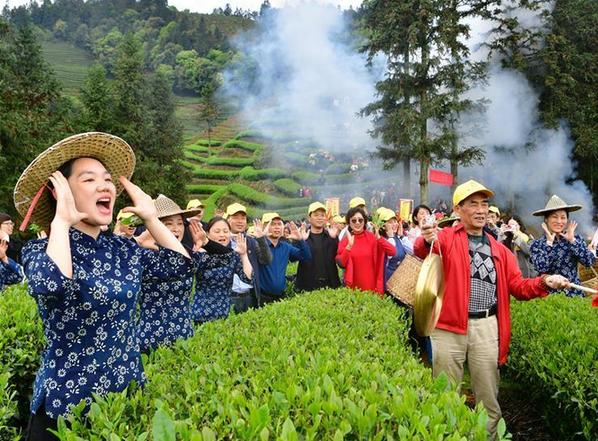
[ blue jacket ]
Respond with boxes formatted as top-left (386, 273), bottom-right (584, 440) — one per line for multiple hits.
top-left (530, 234), bottom-right (596, 297)
top-left (0, 257), bottom-right (23, 291)
top-left (383, 237), bottom-right (407, 285)
top-left (22, 229), bottom-right (190, 418)
top-left (259, 239), bottom-right (311, 296)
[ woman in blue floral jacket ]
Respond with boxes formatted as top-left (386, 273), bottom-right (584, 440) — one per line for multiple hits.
top-left (530, 195), bottom-right (596, 297)
top-left (14, 133), bottom-right (192, 441)
top-left (191, 216), bottom-right (253, 323)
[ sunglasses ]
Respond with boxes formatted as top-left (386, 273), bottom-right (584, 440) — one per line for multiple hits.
top-left (350, 218), bottom-right (365, 224)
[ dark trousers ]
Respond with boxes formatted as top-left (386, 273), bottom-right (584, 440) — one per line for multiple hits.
top-left (231, 290), bottom-right (256, 313)
top-left (259, 292), bottom-right (284, 306)
top-left (26, 407), bottom-right (59, 441)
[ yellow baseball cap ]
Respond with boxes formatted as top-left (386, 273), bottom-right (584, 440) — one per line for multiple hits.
top-left (489, 206), bottom-right (500, 216)
top-left (378, 208), bottom-right (397, 223)
top-left (333, 215), bottom-right (346, 224)
top-left (117, 210), bottom-right (135, 221)
top-left (186, 199), bottom-right (205, 210)
top-left (308, 202), bottom-right (327, 215)
top-left (349, 197), bottom-right (366, 209)
top-left (224, 203), bottom-right (247, 219)
top-left (262, 212), bottom-right (282, 224)
top-left (452, 180), bottom-right (494, 206)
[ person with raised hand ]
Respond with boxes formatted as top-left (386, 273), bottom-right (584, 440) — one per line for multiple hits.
top-left (190, 216), bottom-right (252, 323)
top-left (0, 229), bottom-right (23, 292)
top-left (257, 212), bottom-right (311, 305)
top-left (530, 195), bottom-right (596, 297)
top-left (13, 133), bottom-right (192, 441)
top-left (224, 202), bottom-right (272, 310)
top-left (336, 206), bottom-right (396, 295)
top-left (376, 208), bottom-right (407, 286)
top-left (295, 202), bottom-right (341, 292)
top-left (415, 180), bottom-right (570, 439)
top-left (136, 195), bottom-right (222, 353)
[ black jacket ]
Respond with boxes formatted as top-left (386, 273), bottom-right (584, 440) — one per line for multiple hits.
top-left (295, 231), bottom-right (341, 292)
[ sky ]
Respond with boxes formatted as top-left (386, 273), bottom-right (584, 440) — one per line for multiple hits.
top-left (5, 0), bottom-right (364, 13)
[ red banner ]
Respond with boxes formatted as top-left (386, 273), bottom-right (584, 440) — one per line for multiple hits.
top-left (429, 169), bottom-right (454, 186)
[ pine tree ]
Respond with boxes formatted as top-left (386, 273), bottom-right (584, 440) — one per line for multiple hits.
top-left (79, 63), bottom-right (114, 132)
top-left (360, 0), bottom-right (491, 202)
top-left (0, 21), bottom-right (72, 216)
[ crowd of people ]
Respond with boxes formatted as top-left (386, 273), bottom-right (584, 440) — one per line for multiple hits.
top-left (1, 133), bottom-right (595, 440)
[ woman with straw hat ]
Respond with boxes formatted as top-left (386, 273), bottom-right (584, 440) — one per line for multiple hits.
top-left (530, 195), bottom-right (596, 297)
top-left (14, 133), bottom-right (192, 440)
top-left (135, 194), bottom-right (214, 353)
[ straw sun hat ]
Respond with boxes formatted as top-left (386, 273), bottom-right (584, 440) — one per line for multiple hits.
top-left (154, 195), bottom-right (201, 220)
top-left (532, 195), bottom-right (582, 217)
top-left (14, 133), bottom-right (136, 230)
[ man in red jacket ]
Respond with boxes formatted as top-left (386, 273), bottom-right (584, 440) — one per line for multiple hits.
top-left (415, 179), bottom-right (569, 439)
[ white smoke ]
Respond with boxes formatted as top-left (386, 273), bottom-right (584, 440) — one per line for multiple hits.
top-left (224, 1), bottom-right (380, 151)
top-left (457, 3), bottom-right (594, 235)
top-left (222, 0), bottom-right (593, 229)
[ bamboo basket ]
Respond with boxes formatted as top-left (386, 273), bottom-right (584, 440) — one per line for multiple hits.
top-left (386, 254), bottom-right (423, 307)
top-left (578, 261), bottom-right (598, 282)
top-left (578, 261), bottom-right (598, 293)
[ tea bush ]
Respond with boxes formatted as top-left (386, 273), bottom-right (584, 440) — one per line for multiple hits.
top-left (57, 289), bottom-right (495, 440)
top-left (195, 140), bottom-right (222, 147)
top-left (273, 179), bottom-right (302, 196)
top-left (507, 295), bottom-right (597, 440)
top-left (222, 140), bottom-right (262, 152)
top-left (227, 183), bottom-right (311, 209)
top-left (0, 285), bottom-right (43, 429)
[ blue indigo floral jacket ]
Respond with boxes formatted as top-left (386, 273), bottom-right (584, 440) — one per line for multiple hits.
top-left (530, 234), bottom-right (596, 297)
top-left (22, 229), bottom-right (190, 418)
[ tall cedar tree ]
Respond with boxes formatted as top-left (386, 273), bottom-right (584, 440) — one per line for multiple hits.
top-left (0, 20), bottom-right (73, 219)
top-left (108, 33), bottom-right (189, 206)
top-left (360, 0), bottom-right (492, 202)
top-left (79, 63), bottom-right (114, 132)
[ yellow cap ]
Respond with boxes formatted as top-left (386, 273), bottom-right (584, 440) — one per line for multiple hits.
top-left (333, 215), bottom-right (346, 224)
top-left (452, 180), bottom-right (494, 206)
top-left (308, 202), bottom-right (327, 215)
top-left (117, 210), bottom-right (134, 221)
top-left (186, 199), bottom-right (204, 210)
top-left (489, 206), bottom-right (500, 216)
top-left (262, 212), bottom-right (282, 224)
top-left (224, 203), bottom-right (247, 219)
top-left (378, 208), bottom-right (397, 223)
top-left (349, 197), bottom-right (366, 209)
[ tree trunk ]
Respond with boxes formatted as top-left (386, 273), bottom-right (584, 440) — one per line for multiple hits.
top-left (420, 158), bottom-right (429, 204)
top-left (402, 159), bottom-right (412, 197)
top-left (450, 139), bottom-right (458, 195)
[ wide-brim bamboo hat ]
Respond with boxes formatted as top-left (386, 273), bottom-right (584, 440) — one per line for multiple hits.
top-left (532, 195), bottom-right (582, 217)
top-left (414, 252), bottom-right (445, 336)
top-left (14, 132), bottom-right (136, 230)
top-left (154, 194), bottom-right (201, 220)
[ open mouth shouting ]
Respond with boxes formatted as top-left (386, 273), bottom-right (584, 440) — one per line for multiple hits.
top-left (96, 196), bottom-right (113, 216)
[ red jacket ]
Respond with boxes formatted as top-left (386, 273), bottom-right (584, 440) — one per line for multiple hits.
top-left (414, 224), bottom-right (548, 365)
top-left (337, 230), bottom-right (396, 295)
